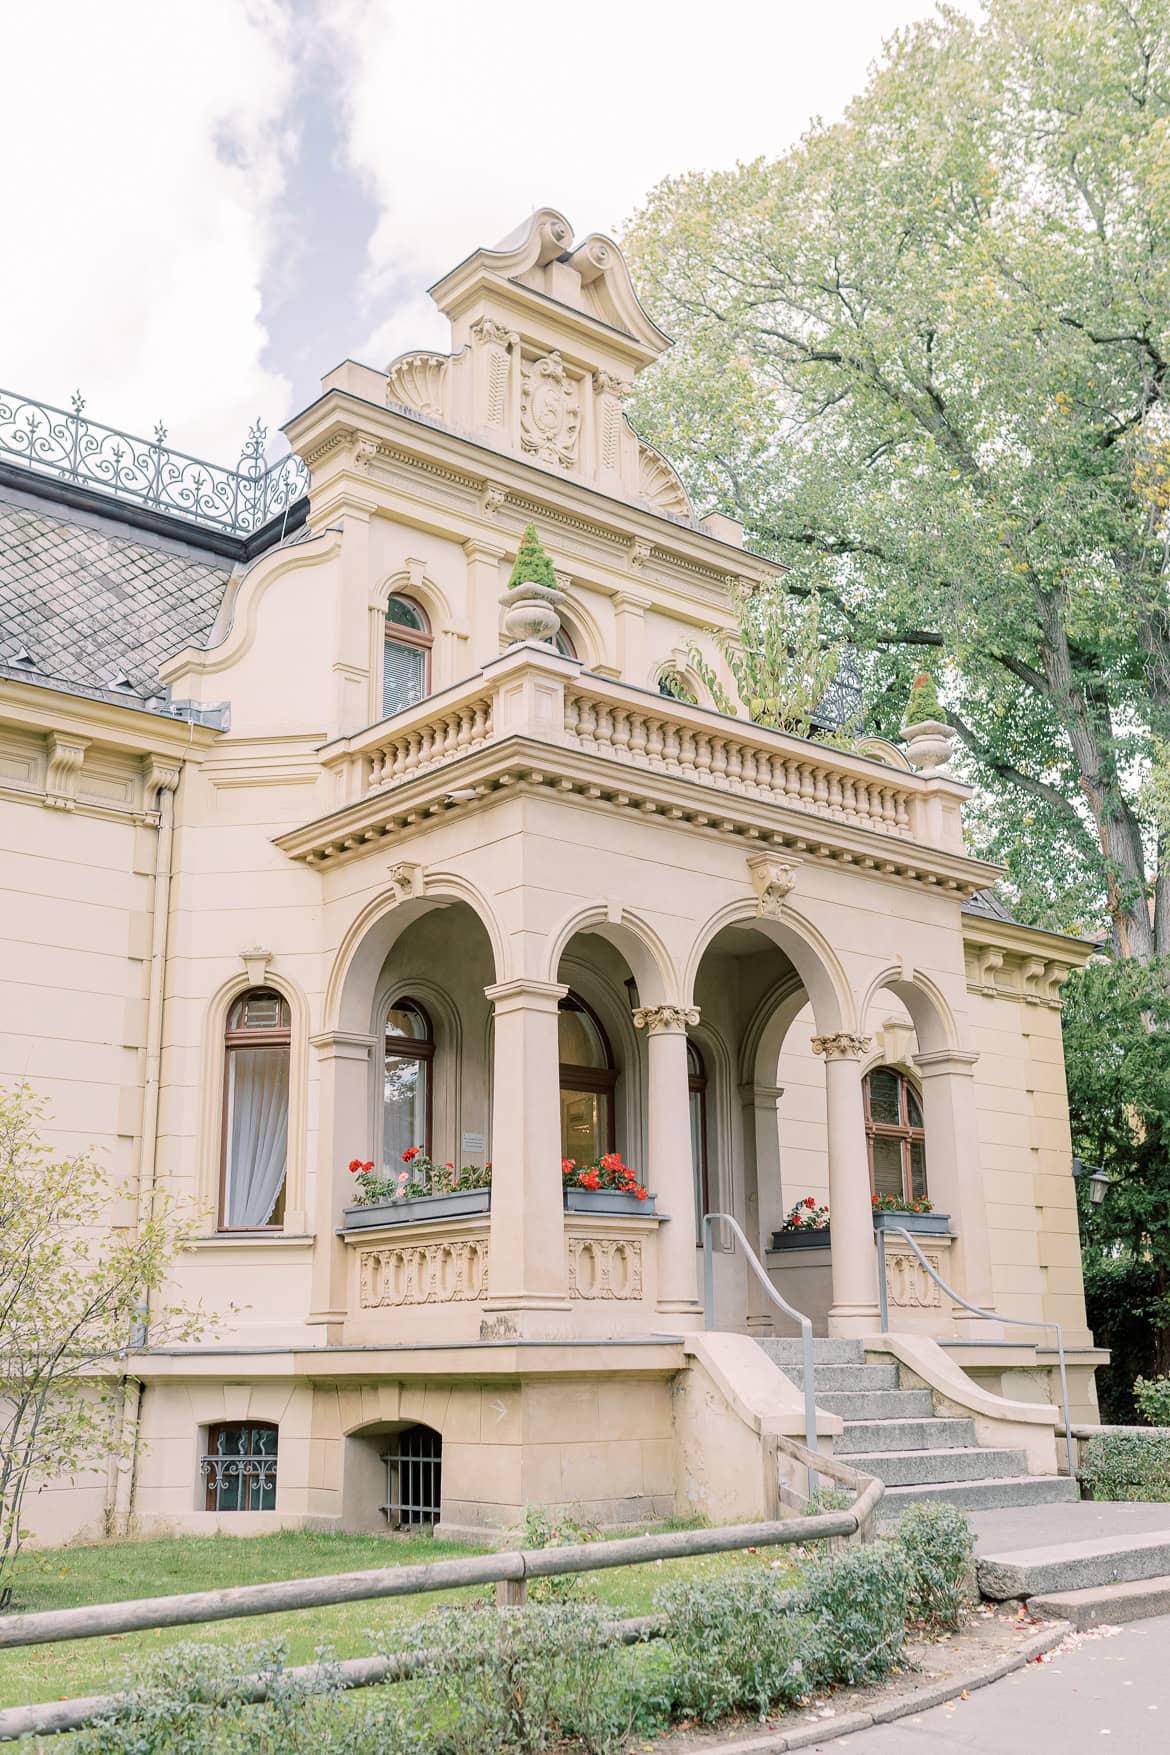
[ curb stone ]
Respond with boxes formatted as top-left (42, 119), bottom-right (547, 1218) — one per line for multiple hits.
top-left (671, 1621), bottom-right (1070, 1752)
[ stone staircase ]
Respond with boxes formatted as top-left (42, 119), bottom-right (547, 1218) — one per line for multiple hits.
top-left (756, 1337), bottom-right (1076, 1518)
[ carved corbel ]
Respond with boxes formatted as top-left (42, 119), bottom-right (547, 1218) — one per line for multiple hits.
top-left (632, 1004), bottom-right (700, 1035)
top-left (1021, 956), bottom-right (1047, 1003)
top-left (142, 756), bottom-right (181, 809)
top-left (974, 944), bottom-right (1004, 995)
top-left (1043, 960), bottom-right (1071, 1006)
top-left (628, 538), bottom-right (653, 572)
top-left (240, 947), bottom-right (273, 986)
top-left (747, 852), bottom-right (799, 919)
top-left (479, 482), bottom-right (508, 519)
top-left (44, 733), bottom-right (89, 810)
top-left (388, 861), bottom-right (425, 902)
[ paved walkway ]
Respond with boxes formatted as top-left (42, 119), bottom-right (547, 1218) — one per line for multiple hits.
top-left (967, 1500), bottom-right (1170, 1555)
top-left (821, 1614), bottom-right (1170, 1753)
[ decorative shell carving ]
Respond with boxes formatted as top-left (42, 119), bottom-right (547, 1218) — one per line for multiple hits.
top-left (386, 352), bottom-right (450, 420)
top-left (637, 443), bottom-right (692, 517)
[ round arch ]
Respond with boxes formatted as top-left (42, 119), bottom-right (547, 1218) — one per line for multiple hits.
top-left (683, 900), bottom-right (854, 1036)
top-left (325, 877), bottom-right (506, 1036)
top-left (738, 971), bottom-right (810, 1089)
top-left (369, 567), bottom-right (456, 632)
top-left (858, 965), bottom-right (961, 1056)
top-left (554, 591), bottom-right (605, 672)
top-left (542, 902), bottom-right (677, 1007)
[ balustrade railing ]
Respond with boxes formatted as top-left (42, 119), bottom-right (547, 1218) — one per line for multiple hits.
top-left (0, 388), bottom-right (309, 537)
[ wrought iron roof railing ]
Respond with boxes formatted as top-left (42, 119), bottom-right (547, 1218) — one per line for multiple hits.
top-left (0, 388), bottom-right (309, 537)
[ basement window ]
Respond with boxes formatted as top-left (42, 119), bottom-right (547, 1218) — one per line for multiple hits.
top-left (201, 1421), bottom-right (278, 1511)
top-left (382, 1424), bottom-right (442, 1528)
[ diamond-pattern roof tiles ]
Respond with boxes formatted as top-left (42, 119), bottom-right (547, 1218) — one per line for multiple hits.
top-left (0, 490), bottom-right (232, 699)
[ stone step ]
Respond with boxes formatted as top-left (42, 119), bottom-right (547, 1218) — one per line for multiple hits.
top-left (1027, 1575), bottom-right (1170, 1630)
top-left (755, 1337), bottom-right (866, 1367)
top-left (978, 1531), bottom-right (1170, 1602)
top-left (848, 1446), bottom-right (1028, 1488)
top-left (833, 1416), bottom-right (976, 1456)
top-left (817, 1388), bottom-right (935, 1421)
top-left (877, 1475), bottom-right (1079, 1519)
top-left (784, 1362), bottom-right (900, 1393)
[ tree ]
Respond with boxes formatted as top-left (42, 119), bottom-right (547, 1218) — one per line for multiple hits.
top-left (0, 1084), bottom-right (202, 1604)
top-left (624, 0), bottom-right (1170, 957)
top-left (688, 583), bottom-right (857, 741)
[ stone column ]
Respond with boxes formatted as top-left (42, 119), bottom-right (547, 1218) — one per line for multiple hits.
top-left (814, 1032), bottom-right (881, 1336)
top-left (740, 1082), bottom-right (782, 1332)
top-left (308, 1031), bottom-right (376, 1335)
top-left (482, 979), bottom-right (571, 1330)
top-left (913, 1048), bottom-right (999, 1330)
top-left (635, 1005), bottom-right (703, 1322)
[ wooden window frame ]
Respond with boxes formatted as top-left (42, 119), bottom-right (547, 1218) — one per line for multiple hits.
top-left (203, 1419), bottom-right (278, 1512)
top-left (688, 1038), bottom-right (710, 1237)
top-left (383, 595), bottom-right (432, 714)
top-left (863, 1066), bottom-right (927, 1203)
top-left (384, 999), bottom-right (435, 1161)
top-left (559, 992), bottom-right (617, 1156)
top-left (218, 989), bottom-right (291, 1233)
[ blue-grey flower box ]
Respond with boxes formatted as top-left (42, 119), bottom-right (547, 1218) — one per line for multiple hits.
top-left (564, 1188), bottom-right (656, 1216)
top-left (872, 1209), bottom-right (950, 1237)
top-left (771, 1228), bottom-right (831, 1251)
top-left (343, 1188), bottom-right (490, 1229)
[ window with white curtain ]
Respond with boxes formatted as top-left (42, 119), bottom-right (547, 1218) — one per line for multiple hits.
top-left (220, 989), bottom-right (290, 1230)
top-left (383, 1000), bottom-right (434, 1169)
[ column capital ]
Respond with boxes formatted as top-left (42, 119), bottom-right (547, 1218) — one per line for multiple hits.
top-left (484, 978), bottom-right (568, 1012)
top-left (633, 1004), bottom-right (699, 1035)
top-left (912, 1048), bottom-right (980, 1076)
top-left (812, 1032), bottom-right (871, 1062)
top-left (309, 1030), bottom-right (375, 1063)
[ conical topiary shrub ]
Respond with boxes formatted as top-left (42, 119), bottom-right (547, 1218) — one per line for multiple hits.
top-left (508, 524), bottom-right (557, 591)
top-left (902, 670), bottom-right (944, 726)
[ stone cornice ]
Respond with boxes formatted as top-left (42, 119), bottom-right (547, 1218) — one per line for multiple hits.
top-left (273, 732), bottom-right (999, 899)
top-left (961, 914), bottom-right (1094, 1007)
top-left (0, 677), bottom-right (219, 761)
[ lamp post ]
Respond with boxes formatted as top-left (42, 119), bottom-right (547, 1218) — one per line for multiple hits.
top-left (1072, 1157), bottom-right (1112, 1206)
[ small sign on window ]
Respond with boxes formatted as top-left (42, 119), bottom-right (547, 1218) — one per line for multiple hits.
top-left (462, 1132), bottom-right (485, 1155)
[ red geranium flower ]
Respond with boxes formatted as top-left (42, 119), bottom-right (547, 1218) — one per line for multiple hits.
top-left (362, 1161), bottom-right (374, 1173)
top-left (805, 1196), bottom-right (816, 1208)
top-left (348, 1159), bottom-right (362, 1173)
top-left (402, 1147), bottom-right (420, 1162)
top-left (635, 1187), bottom-right (648, 1201)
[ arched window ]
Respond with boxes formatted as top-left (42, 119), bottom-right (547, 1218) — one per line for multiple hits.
top-left (864, 1066), bottom-right (927, 1202)
top-left (203, 1421), bottom-right (278, 1512)
top-left (220, 989), bottom-right (290, 1230)
top-left (688, 1038), bottom-right (709, 1236)
top-left (383, 999), bottom-right (434, 1166)
top-left (658, 666), bottom-right (697, 704)
top-left (382, 1423), bottom-right (442, 1527)
top-left (383, 595), bottom-right (431, 718)
top-left (558, 992), bottom-right (616, 1161)
top-left (555, 627), bottom-right (577, 660)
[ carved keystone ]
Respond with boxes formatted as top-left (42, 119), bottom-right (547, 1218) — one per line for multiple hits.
top-left (747, 852), bottom-right (799, 919)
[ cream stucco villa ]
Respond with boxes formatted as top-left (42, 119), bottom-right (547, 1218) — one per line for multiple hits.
top-left (0, 210), bottom-right (1105, 1547)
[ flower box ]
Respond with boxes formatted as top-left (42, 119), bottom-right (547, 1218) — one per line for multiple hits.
top-left (872, 1209), bottom-right (950, 1237)
top-left (343, 1188), bottom-right (490, 1230)
top-left (771, 1227), bottom-right (831, 1251)
top-left (564, 1188), bottom-right (657, 1217)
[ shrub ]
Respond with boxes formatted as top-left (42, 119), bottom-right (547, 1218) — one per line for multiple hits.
top-left (1080, 1430), bottom-right (1170, 1501)
top-left (515, 1504), bottom-right (599, 1603)
top-left (1133, 1375), bottom-right (1170, 1428)
top-left (507, 524), bottom-right (557, 591)
top-left (800, 1541), bottom-right (912, 1685)
top-left (374, 1601), bottom-right (636, 1754)
top-left (655, 1564), bottom-right (814, 1723)
top-left (893, 1503), bottom-right (974, 1631)
top-left (902, 670), bottom-right (944, 725)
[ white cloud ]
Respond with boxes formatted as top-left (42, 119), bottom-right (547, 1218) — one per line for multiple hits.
top-left (0, 0), bottom-right (298, 460)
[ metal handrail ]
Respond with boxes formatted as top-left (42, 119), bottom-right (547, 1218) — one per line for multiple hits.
top-left (702, 1212), bottom-right (818, 1492)
top-left (876, 1223), bottom-right (1073, 1470)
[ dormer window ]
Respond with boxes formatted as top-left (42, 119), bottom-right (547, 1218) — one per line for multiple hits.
top-left (383, 596), bottom-right (431, 718)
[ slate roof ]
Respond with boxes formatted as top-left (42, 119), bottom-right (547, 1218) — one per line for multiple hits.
top-left (0, 485), bottom-right (233, 702)
top-left (962, 888), bottom-right (1019, 923)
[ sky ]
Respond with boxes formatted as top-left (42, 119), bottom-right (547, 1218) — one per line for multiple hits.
top-left (0, 0), bottom-right (978, 466)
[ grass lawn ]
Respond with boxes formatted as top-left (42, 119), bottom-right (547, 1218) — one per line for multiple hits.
top-left (0, 1527), bottom-right (804, 1711)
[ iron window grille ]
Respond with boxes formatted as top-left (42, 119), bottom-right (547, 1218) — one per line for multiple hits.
top-left (201, 1421), bottom-right (278, 1512)
top-left (382, 1425), bottom-right (442, 1528)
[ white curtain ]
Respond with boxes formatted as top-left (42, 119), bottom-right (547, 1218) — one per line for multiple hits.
top-left (226, 1047), bottom-right (289, 1226)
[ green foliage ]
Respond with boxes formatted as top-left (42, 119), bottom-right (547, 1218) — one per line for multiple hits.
top-left (892, 1504), bottom-right (974, 1632)
top-left (1080, 1430), bottom-right (1170, 1501)
top-left (624, 0), bottom-right (1170, 955)
top-left (374, 1602), bottom-right (638, 1754)
top-left (514, 1505), bottom-right (599, 1604)
top-left (656, 666), bottom-right (696, 704)
top-left (902, 671), bottom-right (944, 727)
top-left (799, 1541), bottom-right (912, 1685)
top-left (1062, 958), bottom-right (1170, 1403)
top-left (655, 1565), bottom-right (814, 1723)
top-left (508, 524), bottom-right (557, 591)
top-left (688, 585), bottom-right (856, 743)
top-left (1134, 1375), bottom-right (1170, 1427)
top-left (0, 1084), bottom-right (203, 1607)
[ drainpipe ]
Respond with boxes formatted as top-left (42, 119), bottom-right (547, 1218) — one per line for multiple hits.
top-left (109, 760), bottom-right (181, 1537)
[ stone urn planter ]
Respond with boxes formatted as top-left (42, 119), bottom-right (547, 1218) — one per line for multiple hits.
top-left (901, 719), bottom-right (956, 776)
top-left (343, 1188), bottom-right (491, 1230)
top-left (872, 1208), bottom-right (951, 1238)
top-left (499, 583), bottom-right (568, 645)
top-left (564, 1187), bottom-right (657, 1217)
top-left (770, 1227), bottom-right (831, 1251)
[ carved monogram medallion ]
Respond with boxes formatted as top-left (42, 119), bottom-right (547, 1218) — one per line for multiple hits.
top-left (520, 352), bottom-right (580, 469)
